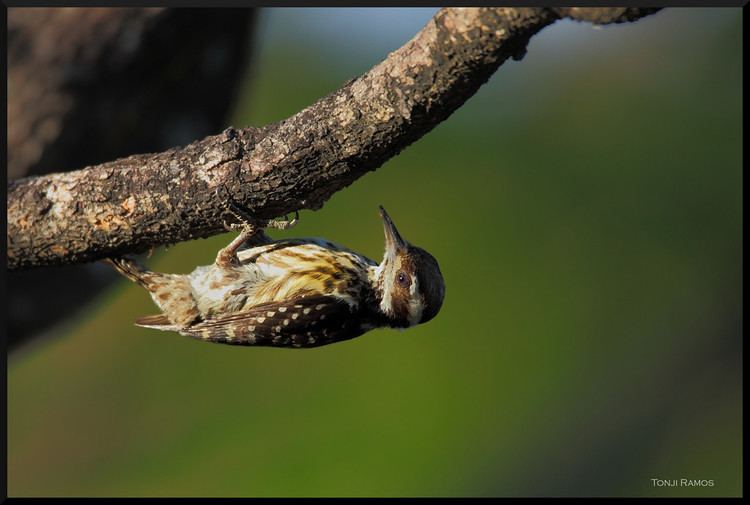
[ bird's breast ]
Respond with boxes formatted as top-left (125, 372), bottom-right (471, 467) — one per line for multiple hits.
top-left (239, 240), bottom-right (376, 308)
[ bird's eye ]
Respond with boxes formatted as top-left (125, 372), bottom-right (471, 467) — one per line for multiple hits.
top-left (396, 271), bottom-right (410, 288)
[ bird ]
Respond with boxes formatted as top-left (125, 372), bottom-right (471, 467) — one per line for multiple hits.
top-left (106, 205), bottom-right (445, 348)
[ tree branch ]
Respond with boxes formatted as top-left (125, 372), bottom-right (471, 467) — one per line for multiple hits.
top-left (7, 7), bottom-right (660, 271)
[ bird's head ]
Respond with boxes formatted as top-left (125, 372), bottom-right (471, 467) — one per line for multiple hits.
top-left (375, 206), bottom-right (445, 328)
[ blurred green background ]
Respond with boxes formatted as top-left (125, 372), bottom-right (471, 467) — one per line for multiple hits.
top-left (8, 8), bottom-right (742, 497)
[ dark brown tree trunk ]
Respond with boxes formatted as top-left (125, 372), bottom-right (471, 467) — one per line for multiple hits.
top-left (7, 7), bottom-right (256, 347)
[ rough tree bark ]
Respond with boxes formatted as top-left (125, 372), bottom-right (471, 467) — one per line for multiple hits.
top-left (7, 7), bottom-right (660, 271)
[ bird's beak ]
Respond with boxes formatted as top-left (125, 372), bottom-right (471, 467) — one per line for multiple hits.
top-left (379, 205), bottom-right (407, 254)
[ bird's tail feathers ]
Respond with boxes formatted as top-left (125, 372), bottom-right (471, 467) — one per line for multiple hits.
top-left (135, 314), bottom-right (182, 332)
top-left (105, 256), bottom-right (151, 287)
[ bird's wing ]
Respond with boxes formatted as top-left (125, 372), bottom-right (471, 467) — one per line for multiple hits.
top-left (176, 295), bottom-right (369, 348)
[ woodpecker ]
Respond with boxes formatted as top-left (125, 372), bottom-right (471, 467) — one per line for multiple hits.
top-left (107, 206), bottom-right (445, 348)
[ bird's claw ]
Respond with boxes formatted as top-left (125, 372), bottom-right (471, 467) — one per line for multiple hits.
top-left (216, 186), bottom-right (299, 232)
top-left (266, 211), bottom-right (299, 231)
